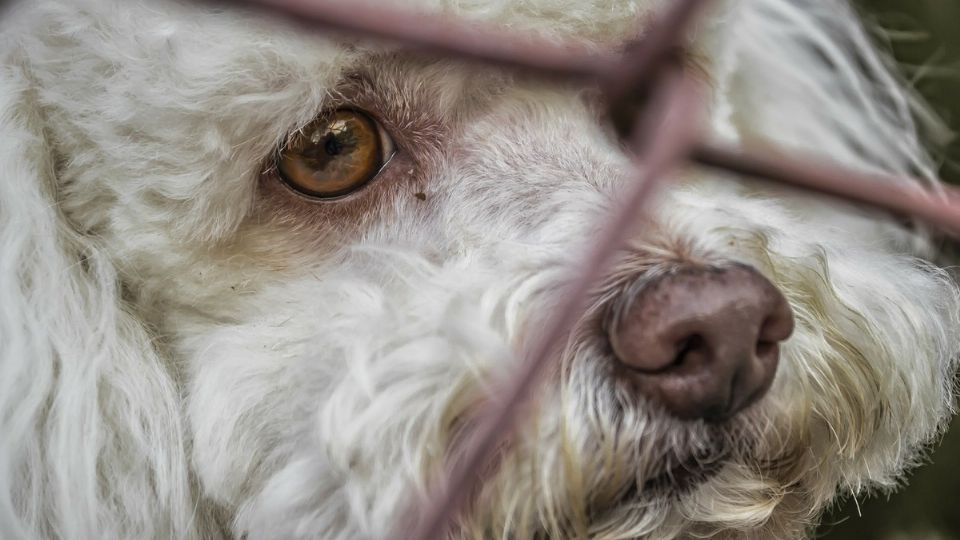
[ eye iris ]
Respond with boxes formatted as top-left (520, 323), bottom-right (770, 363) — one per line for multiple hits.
top-left (278, 110), bottom-right (384, 198)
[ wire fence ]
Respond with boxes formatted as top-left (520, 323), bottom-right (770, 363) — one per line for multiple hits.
top-left (211, 0), bottom-right (960, 537)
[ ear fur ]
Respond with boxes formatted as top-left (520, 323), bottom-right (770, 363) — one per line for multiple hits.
top-left (717, 0), bottom-right (939, 183)
top-left (702, 0), bottom-right (947, 261)
top-left (0, 48), bottom-right (196, 538)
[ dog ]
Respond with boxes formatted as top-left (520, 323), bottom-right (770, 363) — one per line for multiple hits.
top-left (1, 0), bottom-right (958, 538)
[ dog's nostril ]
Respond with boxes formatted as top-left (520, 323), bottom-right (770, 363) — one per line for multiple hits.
top-left (608, 264), bottom-right (794, 422)
top-left (672, 334), bottom-right (705, 369)
top-left (755, 340), bottom-right (775, 358)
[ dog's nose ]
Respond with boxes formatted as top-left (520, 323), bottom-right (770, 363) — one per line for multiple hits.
top-left (609, 264), bottom-right (794, 422)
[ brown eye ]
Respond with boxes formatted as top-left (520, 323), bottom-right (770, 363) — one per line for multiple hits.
top-left (277, 109), bottom-right (395, 199)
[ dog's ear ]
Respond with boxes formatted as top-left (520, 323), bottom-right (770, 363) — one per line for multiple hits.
top-left (0, 57), bottom-right (195, 537)
top-left (708, 0), bottom-right (945, 259)
top-left (711, 0), bottom-right (941, 185)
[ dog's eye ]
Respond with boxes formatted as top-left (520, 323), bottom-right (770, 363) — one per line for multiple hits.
top-left (277, 109), bottom-right (395, 199)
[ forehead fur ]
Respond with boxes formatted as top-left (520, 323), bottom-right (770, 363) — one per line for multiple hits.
top-left (395, 0), bottom-right (664, 40)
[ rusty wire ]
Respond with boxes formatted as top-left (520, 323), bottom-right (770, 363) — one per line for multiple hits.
top-left (213, 0), bottom-right (960, 537)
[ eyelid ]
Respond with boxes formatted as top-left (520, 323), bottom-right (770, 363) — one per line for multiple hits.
top-left (374, 115), bottom-right (396, 165)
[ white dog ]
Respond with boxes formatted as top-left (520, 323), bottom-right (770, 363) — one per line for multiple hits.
top-left (1, 0), bottom-right (957, 538)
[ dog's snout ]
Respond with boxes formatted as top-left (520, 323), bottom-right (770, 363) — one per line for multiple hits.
top-left (609, 264), bottom-right (794, 422)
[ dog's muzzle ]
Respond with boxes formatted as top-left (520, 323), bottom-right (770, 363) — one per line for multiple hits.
top-left (607, 264), bottom-right (794, 422)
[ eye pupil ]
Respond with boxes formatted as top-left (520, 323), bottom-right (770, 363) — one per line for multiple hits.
top-left (324, 135), bottom-right (344, 156)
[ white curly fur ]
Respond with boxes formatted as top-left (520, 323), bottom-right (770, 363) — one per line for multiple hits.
top-left (0, 0), bottom-right (958, 538)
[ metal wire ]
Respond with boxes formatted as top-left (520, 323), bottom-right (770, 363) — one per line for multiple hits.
top-left (209, 0), bottom-right (960, 537)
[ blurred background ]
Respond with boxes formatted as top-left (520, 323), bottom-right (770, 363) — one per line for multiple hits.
top-left (818, 1), bottom-right (960, 538)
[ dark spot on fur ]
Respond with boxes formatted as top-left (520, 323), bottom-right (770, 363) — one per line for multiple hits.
top-left (78, 253), bottom-right (90, 273)
top-left (414, 191), bottom-right (427, 201)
